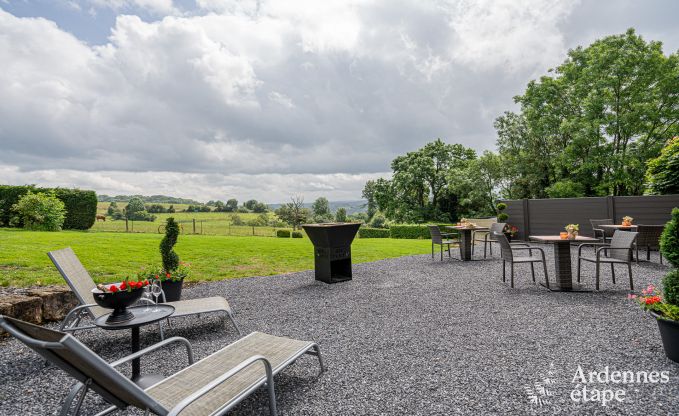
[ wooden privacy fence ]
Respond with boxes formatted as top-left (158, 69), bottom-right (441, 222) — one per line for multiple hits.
top-left (503, 195), bottom-right (679, 240)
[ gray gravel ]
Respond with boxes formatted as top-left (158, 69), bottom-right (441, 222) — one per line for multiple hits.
top-left (1, 246), bottom-right (678, 415)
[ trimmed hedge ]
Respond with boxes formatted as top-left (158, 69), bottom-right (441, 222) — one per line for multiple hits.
top-left (0, 185), bottom-right (97, 230)
top-left (276, 229), bottom-right (291, 238)
top-left (358, 227), bottom-right (390, 238)
top-left (291, 231), bottom-right (303, 238)
top-left (389, 224), bottom-right (456, 239)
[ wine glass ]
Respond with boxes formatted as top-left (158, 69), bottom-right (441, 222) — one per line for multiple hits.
top-left (150, 282), bottom-right (162, 312)
top-left (141, 284), bottom-right (153, 312)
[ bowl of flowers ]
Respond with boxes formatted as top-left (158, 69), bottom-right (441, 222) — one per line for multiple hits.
top-left (565, 224), bottom-right (579, 239)
top-left (622, 216), bottom-right (634, 226)
top-left (92, 278), bottom-right (149, 323)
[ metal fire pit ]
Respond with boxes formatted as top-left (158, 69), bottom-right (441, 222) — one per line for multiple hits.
top-left (302, 223), bottom-right (361, 284)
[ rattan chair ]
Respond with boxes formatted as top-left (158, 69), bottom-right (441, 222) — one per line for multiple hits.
top-left (0, 315), bottom-right (323, 416)
top-left (48, 247), bottom-right (241, 337)
top-left (495, 232), bottom-right (549, 289)
top-left (635, 225), bottom-right (664, 264)
top-left (428, 225), bottom-right (459, 261)
top-left (590, 219), bottom-right (614, 243)
top-left (472, 222), bottom-right (505, 258)
top-left (576, 230), bottom-right (638, 291)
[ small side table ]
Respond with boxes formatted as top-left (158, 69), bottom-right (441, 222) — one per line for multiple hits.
top-left (95, 304), bottom-right (174, 387)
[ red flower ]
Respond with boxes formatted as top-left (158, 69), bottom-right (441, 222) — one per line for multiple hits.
top-left (120, 281), bottom-right (127, 290)
top-left (109, 285), bottom-right (119, 292)
top-left (645, 296), bottom-right (662, 305)
top-left (144, 280), bottom-right (149, 286)
top-left (166, 272), bottom-right (171, 278)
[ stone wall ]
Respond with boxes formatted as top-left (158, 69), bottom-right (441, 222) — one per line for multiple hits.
top-left (0, 286), bottom-right (78, 326)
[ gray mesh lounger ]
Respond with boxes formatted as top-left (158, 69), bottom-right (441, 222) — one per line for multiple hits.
top-left (0, 315), bottom-right (324, 416)
top-left (48, 247), bottom-right (241, 337)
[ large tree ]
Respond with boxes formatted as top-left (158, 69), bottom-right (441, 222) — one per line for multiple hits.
top-left (497, 29), bottom-right (679, 197)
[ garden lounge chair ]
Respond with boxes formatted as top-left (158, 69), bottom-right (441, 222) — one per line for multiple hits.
top-left (48, 247), bottom-right (241, 336)
top-left (590, 219), bottom-right (614, 243)
top-left (576, 230), bottom-right (638, 291)
top-left (428, 225), bottom-right (459, 261)
top-left (494, 232), bottom-right (549, 289)
top-left (635, 225), bottom-right (664, 264)
top-left (0, 315), bottom-right (324, 416)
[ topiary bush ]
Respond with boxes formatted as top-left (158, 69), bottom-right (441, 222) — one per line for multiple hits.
top-left (660, 207), bottom-right (679, 269)
top-left (276, 229), bottom-right (291, 238)
top-left (358, 227), bottom-right (390, 238)
top-left (663, 270), bottom-right (679, 306)
top-left (160, 217), bottom-right (180, 273)
top-left (10, 191), bottom-right (66, 231)
top-left (291, 231), bottom-right (303, 238)
top-left (496, 202), bottom-right (509, 222)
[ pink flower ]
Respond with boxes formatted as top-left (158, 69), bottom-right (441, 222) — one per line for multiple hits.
top-left (627, 294), bottom-right (637, 299)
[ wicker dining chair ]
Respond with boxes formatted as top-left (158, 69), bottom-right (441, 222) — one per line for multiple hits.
top-left (576, 230), bottom-right (638, 291)
top-left (495, 232), bottom-right (549, 289)
top-left (472, 222), bottom-right (506, 258)
top-left (590, 219), bottom-right (614, 243)
top-left (428, 225), bottom-right (459, 261)
top-left (635, 225), bottom-right (664, 264)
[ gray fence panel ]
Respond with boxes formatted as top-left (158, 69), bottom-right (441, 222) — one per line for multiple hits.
top-left (503, 195), bottom-right (679, 240)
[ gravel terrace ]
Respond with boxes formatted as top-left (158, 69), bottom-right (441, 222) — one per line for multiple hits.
top-left (1, 246), bottom-right (677, 415)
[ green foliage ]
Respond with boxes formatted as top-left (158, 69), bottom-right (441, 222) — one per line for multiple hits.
top-left (276, 229), bottom-right (291, 238)
top-left (335, 207), bottom-right (348, 222)
top-left (646, 137), bottom-right (679, 195)
top-left (497, 213), bottom-right (509, 222)
top-left (244, 199), bottom-right (268, 213)
top-left (146, 204), bottom-right (167, 213)
top-left (660, 208), bottom-right (679, 268)
top-left (312, 197), bottom-right (333, 223)
top-left (247, 213), bottom-right (269, 227)
top-left (274, 196), bottom-right (310, 230)
top-left (231, 214), bottom-right (245, 226)
top-left (545, 180), bottom-right (586, 198)
top-left (358, 227), bottom-right (390, 238)
top-left (0, 185), bottom-right (96, 229)
top-left (496, 29), bottom-right (679, 198)
top-left (389, 225), bottom-right (435, 239)
top-left (10, 191), bottom-right (66, 231)
top-left (646, 302), bottom-right (679, 321)
top-left (496, 203), bottom-right (507, 211)
top-left (291, 231), bottom-right (303, 238)
top-left (160, 217), bottom-right (180, 273)
top-left (368, 212), bottom-right (388, 228)
top-left (107, 202), bottom-right (119, 215)
top-left (167, 205), bottom-right (175, 213)
top-left (663, 269), bottom-right (679, 307)
top-left (225, 199), bottom-right (238, 212)
top-left (448, 151), bottom-right (505, 217)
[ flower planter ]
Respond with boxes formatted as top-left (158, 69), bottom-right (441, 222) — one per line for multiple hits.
top-left (159, 279), bottom-right (184, 302)
top-left (651, 312), bottom-right (679, 363)
top-left (92, 286), bottom-right (144, 323)
top-left (503, 233), bottom-right (513, 242)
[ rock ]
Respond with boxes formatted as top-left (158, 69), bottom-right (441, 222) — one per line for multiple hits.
top-left (26, 287), bottom-right (78, 321)
top-left (0, 294), bottom-right (43, 324)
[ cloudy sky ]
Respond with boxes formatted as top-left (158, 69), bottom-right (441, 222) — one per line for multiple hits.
top-left (1, 0), bottom-right (678, 203)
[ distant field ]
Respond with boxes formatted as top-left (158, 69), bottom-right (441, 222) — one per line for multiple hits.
top-left (94, 202), bottom-right (276, 235)
top-left (0, 229), bottom-right (432, 287)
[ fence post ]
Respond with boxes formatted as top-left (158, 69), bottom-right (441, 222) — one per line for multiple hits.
top-left (200, 221), bottom-right (203, 234)
top-left (607, 196), bottom-right (616, 222)
top-left (125, 218), bottom-right (129, 232)
top-left (522, 199), bottom-right (530, 240)
top-left (252, 226), bottom-right (255, 235)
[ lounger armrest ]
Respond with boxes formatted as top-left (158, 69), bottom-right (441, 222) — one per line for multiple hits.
top-left (167, 355), bottom-right (274, 416)
top-left (111, 337), bottom-right (194, 368)
top-left (60, 304), bottom-right (99, 331)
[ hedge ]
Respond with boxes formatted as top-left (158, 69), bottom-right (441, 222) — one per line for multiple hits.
top-left (358, 227), bottom-right (390, 238)
top-left (291, 231), bottom-right (304, 238)
top-left (389, 224), bottom-right (456, 239)
top-left (276, 229), bottom-right (291, 238)
top-left (0, 185), bottom-right (97, 230)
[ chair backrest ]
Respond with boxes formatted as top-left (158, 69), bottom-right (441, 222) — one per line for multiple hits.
top-left (590, 219), bottom-right (614, 237)
top-left (428, 225), bottom-right (443, 244)
top-left (636, 225), bottom-right (664, 247)
top-left (493, 232), bottom-right (513, 261)
top-left (609, 231), bottom-right (638, 261)
top-left (47, 247), bottom-right (107, 319)
top-left (488, 223), bottom-right (507, 241)
top-left (0, 315), bottom-right (166, 415)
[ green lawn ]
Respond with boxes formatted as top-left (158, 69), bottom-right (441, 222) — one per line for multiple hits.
top-left (0, 229), bottom-right (431, 287)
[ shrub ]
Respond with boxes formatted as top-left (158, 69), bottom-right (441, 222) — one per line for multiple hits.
top-left (496, 202), bottom-right (507, 211)
top-left (646, 136), bottom-right (679, 195)
top-left (369, 212), bottom-right (388, 228)
top-left (0, 185), bottom-right (96, 229)
top-left (660, 208), bottom-right (679, 268)
top-left (335, 207), bottom-right (348, 222)
top-left (663, 270), bottom-right (679, 306)
top-left (291, 231), bottom-right (303, 238)
top-left (160, 218), bottom-right (180, 273)
top-left (11, 191), bottom-right (66, 231)
top-left (276, 229), bottom-right (291, 238)
top-left (359, 227), bottom-right (390, 238)
top-left (497, 213), bottom-right (509, 222)
top-left (231, 214), bottom-right (245, 226)
top-left (545, 180), bottom-right (585, 198)
top-left (389, 225), bottom-right (433, 239)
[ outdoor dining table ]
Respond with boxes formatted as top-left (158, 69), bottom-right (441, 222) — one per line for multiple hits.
top-left (599, 224), bottom-right (638, 232)
top-left (446, 226), bottom-right (489, 261)
top-left (529, 235), bottom-right (598, 292)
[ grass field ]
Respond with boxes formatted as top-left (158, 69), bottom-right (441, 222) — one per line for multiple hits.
top-left (0, 229), bottom-right (431, 287)
top-left (94, 203), bottom-right (276, 235)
